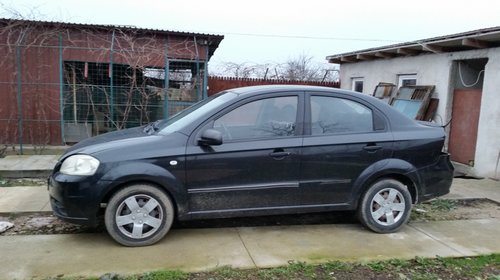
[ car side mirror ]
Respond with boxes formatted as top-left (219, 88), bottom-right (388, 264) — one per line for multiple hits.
top-left (198, 129), bottom-right (223, 146)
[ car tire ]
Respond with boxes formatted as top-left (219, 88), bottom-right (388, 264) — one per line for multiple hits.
top-left (104, 184), bottom-right (174, 247)
top-left (358, 179), bottom-right (412, 233)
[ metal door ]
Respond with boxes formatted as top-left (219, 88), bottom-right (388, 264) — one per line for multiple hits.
top-left (448, 89), bottom-right (482, 165)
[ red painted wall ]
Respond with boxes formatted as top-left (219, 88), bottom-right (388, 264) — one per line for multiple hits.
top-left (208, 76), bottom-right (340, 96)
top-left (0, 23), bottom-right (215, 145)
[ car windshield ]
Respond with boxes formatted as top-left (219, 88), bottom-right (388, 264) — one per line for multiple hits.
top-left (157, 91), bottom-right (238, 134)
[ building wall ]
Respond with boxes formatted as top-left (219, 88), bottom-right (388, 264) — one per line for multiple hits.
top-left (0, 23), bottom-right (214, 145)
top-left (338, 47), bottom-right (500, 178)
top-left (474, 50), bottom-right (500, 179)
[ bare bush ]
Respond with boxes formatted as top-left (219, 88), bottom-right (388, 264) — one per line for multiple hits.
top-left (212, 54), bottom-right (339, 82)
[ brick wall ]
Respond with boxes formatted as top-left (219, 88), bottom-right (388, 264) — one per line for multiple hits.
top-left (208, 76), bottom-right (340, 96)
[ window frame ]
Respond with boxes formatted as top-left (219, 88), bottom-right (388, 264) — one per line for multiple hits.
top-left (304, 93), bottom-right (387, 137)
top-left (351, 77), bottom-right (364, 93)
top-left (397, 74), bottom-right (417, 88)
top-left (192, 92), bottom-right (305, 144)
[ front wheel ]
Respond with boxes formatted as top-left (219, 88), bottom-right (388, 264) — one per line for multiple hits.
top-left (358, 179), bottom-right (412, 233)
top-left (104, 184), bottom-right (174, 247)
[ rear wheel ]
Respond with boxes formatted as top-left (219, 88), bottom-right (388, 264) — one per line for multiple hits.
top-left (358, 179), bottom-right (412, 233)
top-left (104, 184), bottom-right (174, 247)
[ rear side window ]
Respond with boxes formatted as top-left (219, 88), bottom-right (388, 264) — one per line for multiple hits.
top-left (310, 96), bottom-right (373, 135)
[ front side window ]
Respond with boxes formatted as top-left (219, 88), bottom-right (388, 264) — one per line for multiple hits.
top-left (214, 96), bottom-right (298, 141)
top-left (310, 96), bottom-right (373, 135)
top-left (159, 91), bottom-right (238, 134)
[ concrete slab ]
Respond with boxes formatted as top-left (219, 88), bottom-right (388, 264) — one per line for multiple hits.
top-left (0, 187), bottom-right (50, 213)
top-left (410, 219), bottom-right (500, 255)
top-left (0, 228), bottom-right (255, 279)
top-left (444, 178), bottom-right (500, 203)
top-left (0, 155), bottom-right (58, 178)
top-left (237, 224), bottom-right (462, 268)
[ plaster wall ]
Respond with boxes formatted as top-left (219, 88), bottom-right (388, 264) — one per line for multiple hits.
top-left (337, 47), bottom-right (500, 178)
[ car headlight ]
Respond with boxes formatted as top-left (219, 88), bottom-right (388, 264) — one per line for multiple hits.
top-left (60, 155), bottom-right (100, 176)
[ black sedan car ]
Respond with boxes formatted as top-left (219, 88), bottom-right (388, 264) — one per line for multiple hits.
top-left (49, 85), bottom-right (453, 246)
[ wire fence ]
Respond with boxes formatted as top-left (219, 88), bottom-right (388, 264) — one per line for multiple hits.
top-left (0, 21), bottom-right (210, 153)
top-left (61, 60), bottom-right (204, 142)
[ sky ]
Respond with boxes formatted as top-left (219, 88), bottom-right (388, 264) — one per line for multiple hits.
top-left (3, 0), bottom-right (500, 73)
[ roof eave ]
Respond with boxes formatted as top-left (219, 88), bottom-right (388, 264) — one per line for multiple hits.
top-left (327, 26), bottom-right (500, 64)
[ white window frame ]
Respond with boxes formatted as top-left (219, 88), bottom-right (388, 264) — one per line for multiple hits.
top-left (398, 74), bottom-right (417, 88)
top-left (351, 77), bottom-right (364, 93)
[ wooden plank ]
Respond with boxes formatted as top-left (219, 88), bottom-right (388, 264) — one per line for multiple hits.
top-left (328, 58), bottom-right (341, 64)
top-left (423, 98), bottom-right (439, 122)
top-left (356, 54), bottom-right (374, 61)
top-left (390, 85), bottom-right (435, 120)
top-left (397, 48), bottom-right (421, 55)
top-left (340, 56), bottom-right (357, 63)
top-left (422, 44), bottom-right (444, 53)
top-left (374, 51), bottom-right (396, 58)
top-left (462, 38), bottom-right (490, 49)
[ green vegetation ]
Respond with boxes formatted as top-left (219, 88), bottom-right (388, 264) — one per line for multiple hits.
top-left (429, 199), bottom-right (457, 211)
top-left (49, 254), bottom-right (499, 280)
top-left (411, 198), bottom-right (458, 221)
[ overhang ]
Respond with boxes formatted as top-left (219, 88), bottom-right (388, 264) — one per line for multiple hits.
top-left (326, 26), bottom-right (500, 64)
top-left (0, 18), bottom-right (225, 59)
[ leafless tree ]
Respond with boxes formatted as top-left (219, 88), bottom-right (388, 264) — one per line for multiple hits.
top-left (211, 54), bottom-right (339, 82)
top-left (215, 62), bottom-right (271, 78)
top-left (0, 15), bottom-right (205, 150)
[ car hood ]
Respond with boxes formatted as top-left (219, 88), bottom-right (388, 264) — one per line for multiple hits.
top-left (62, 126), bottom-right (157, 158)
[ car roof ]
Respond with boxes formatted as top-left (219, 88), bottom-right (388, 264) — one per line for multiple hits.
top-left (228, 84), bottom-right (353, 96)
top-left (225, 84), bottom-right (386, 109)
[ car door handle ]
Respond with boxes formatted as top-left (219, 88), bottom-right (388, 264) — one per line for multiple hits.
top-left (363, 145), bottom-right (382, 152)
top-left (269, 151), bottom-right (292, 159)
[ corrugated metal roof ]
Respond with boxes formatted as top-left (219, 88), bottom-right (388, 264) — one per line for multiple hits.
top-left (327, 26), bottom-right (500, 64)
top-left (0, 18), bottom-right (224, 39)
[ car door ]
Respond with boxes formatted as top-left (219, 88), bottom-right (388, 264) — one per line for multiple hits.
top-left (185, 93), bottom-right (304, 216)
top-left (299, 93), bottom-right (393, 206)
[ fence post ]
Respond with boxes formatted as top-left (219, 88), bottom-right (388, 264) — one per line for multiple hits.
top-left (16, 45), bottom-right (23, 154)
top-left (203, 44), bottom-right (208, 99)
top-left (194, 36), bottom-right (201, 100)
top-left (163, 40), bottom-right (169, 119)
top-left (109, 29), bottom-right (115, 125)
top-left (58, 33), bottom-right (65, 144)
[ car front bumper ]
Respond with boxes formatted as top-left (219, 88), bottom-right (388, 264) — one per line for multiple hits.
top-left (48, 172), bottom-right (108, 227)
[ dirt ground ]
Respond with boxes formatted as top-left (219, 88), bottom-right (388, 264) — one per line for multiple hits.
top-left (1, 198), bottom-right (499, 236)
top-left (0, 178), bottom-right (46, 187)
top-left (410, 198), bottom-right (500, 222)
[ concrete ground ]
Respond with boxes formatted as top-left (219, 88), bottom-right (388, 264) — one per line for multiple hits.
top-left (1, 219), bottom-right (499, 280)
top-left (443, 178), bottom-right (500, 202)
top-left (0, 186), bottom-right (51, 213)
top-left (0, 175), bottom-right (499, 279)
top-left (0, 155), bottom-right (58, 178)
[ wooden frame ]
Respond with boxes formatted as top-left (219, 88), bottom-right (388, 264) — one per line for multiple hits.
top-left (390, 85), bottom-right (435, 120)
